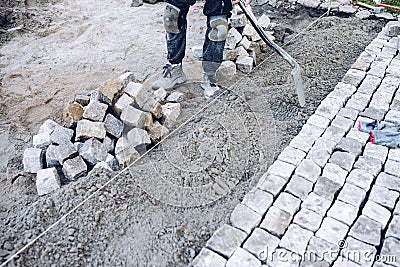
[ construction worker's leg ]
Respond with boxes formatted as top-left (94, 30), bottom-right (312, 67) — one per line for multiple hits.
top-left (202, 15), bottom-right (228, 84)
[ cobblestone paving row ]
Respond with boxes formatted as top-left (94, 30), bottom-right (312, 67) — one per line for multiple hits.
top-left (192, 21), bottom-right (400, 267)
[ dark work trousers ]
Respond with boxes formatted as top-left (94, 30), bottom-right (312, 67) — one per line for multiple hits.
top-left (166, 5), bottom-right (226, 83)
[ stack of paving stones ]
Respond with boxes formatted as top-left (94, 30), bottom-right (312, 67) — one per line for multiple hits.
top-left (192, 20), bottom-right (400, 267)
top-left (221, 11), bottom-right (276, 74)
top-left (23, 72), bottom-right (183, 196)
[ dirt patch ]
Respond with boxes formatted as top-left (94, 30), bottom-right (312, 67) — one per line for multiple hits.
top-left (0, 0), bottom-right (385, 266)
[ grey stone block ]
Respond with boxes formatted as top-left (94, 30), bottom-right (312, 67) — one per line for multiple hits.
top-left (316, 217), bottom-right (349, 245)
top-left (243, 228), bottom-right (280, 261)
top-left (306, 236), bottom-right (337, 264)
top-left (306, 147), bottom-right (330, 168)
top-left (293, 208), bottom-right (323, 232)
top-left (289, 134), bottom-right (315, 152)
top-left (230, 14), bottom-right (248, 28)
top-left (370, 185), bottom-right (399, 210)
top-left (338, 183), bottom-right (366, 207)
top-left (285, 175), bottom-right (313, 201)
top-left (388, 148), bottom-right (400, 162)
top-left (345, 92), bottom-right (370, 112)
top-left (349, 215), bottom-right (382, 246)
top-left (380, 237), bottom-right (400, 266)
top-left (230, 203), bottom-right (262, 234)
top-left (332, 256), bottom-right (361, 267)
top-left (98, 79), bottom-right (122, 105)
top-left (360, 107), bottom-right (386, 121)
top-left (314, 137), bottom-right (337, 153)
top-left (280, 224), bottom-right (313, 255)
top-left (62, 156), bottom-right (87, 180)
top-left (103, 135), bottom-right (115, 154)
top-left (328, 151), bottom-right (356, 172)
top-left (206, 224), bottom-right (247, 258)
top-left (274, 192), bottom-right (301, 215)
top-left (55, 141), bottom-right (78, 164)
top-left (115, 137), bottom-right (140, 168)
top-left (346, 128), bottom-right (370, 145)
top-left (321, 126), bottom-right (346, 143)
top-left (302, 192), bottom-right (332, 215)
top-left (236, 56), bottom-right (254, 74)
top-left (114, 93), bottom-right (134, 114)
top-left (45, 144), bottom-right (59, 168)
top-left (295, 159), bottom-right (321, 183)
top-left (50, 125), bottom-right (74, 145)
top-left (118, 72), bottom-right (134, 87)
top-left (322, 163), bottom-right (348, 185)
top-left (268, 248), bottom-right (302, 266)
top-left (104, 114), bottom-right (123, 139)
top-left (105, 154), bottom-right (119, 171)
top-left (300, 123), bottom-right (326, 138)
top-left (363, 143), bottom-right (388, 163)
top-left (368, 61), bottom-right (387, 78)
top-left (331, 116), bottom-right (353, 133)
top-left (327, 200), bottom-right (358, 226)
top-left (162, 102), bottom-right (181, 125)
top-left (226, 247), bottom-right (261, 267)
top-left (358, 74), bottom-right (381, 95)
top-left (242, 189), bottom-right (273, 215)
top-left (33, 133), bottom-right (51, 149)
top-left (75, 120), bottom-right (106, 141)
top-left (336, 138), bottom-right (362, 156)
top-left (153, 88), bottom-right (167, 102)
top-left (313, 176), bottom-right (342, 200)
top-left (267, 160), bottom-right (295, 180)
top-left (38, 119), bottom-right (59, 135)
top-left (278, 146), bottom-right (306, 166)
top-left (83, 101), bottom-right (108, 122)
top-left (192, 248), bottom-right (226, 267)
top-left (121, 105), bottom-right (147, 128)
top-left (36, 167), bottom-right (61, 196)
top-left (386, 215), bottom-right (400, 240)
top-left (127, 128), bottom-right (151, 148)
top-left (166, 91), bottom-right (184, 103)
top-left (342, 69), bottom-right (366, 87)
top-left (385, 159), bottom-right (400, 177)
top-left (79, 138), bottom-right (107, 166)
top-left (375, 172), bottom-right (400, 192)
top-left (148, 121), bottom-right (169, 144)
top-left (337, 107), bottom-right (359, 121)
top-left (257, 174), bottom-right (287, 196)
top-left (260, 206), bottom-right (292, 237)
top-left (346, 169), bottom-right (374, 191)
top-left (385, 110), bottom-right (400, 125)
top-left (307, 114), bottom-right (330, 129)
top-left (354, 156), bottom-right (382, 176)
top-left (362, 201), bottom-right (391, 227)
top-left (340, 237), bottom-right (376, 266)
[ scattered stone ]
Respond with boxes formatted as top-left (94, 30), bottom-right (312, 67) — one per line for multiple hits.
top-left (98, 79), bottom-right (122, 105)
top-left (280, 224), bottom-right (313, 254)
top-left (115, 137), bottom-right (140, 167)
top-left (257, 14), bottom-right (271, 29)
top-left (36, 168), bottom-right (61, 196)
top-left (355, 10), bottom-right (372, 20)
top-left (148, 121), bottom-right (169, 143)
top-left (162, 103), bottom-right (181, 125)
top-left (118, 72), bottom-right (135, 86)
top-left (83, 101), bottom-right (108, 122)
top-left (125, 82), bottom-right (144, 102)
top-left (236, 46), bottom-right (249, 57)
top-left (120, 105), bottom-right (147, 128)
top-left (45, 144), bottom-right (59, 168)
top-left (62, 156), bottom-right (87, 180)
top-left (104, 114), bottom-right (123, 138)
top-left (74, 95), bottom-right (90, 106)
top-left (75, 120), bottom-right (106, 141)
top-left (33, 132), bottom-right (51, 149)
top-left (79, 138), bottom-right (107, 166)
top-left (216, 60), bottom-right (236, 82)
top-left (153, 87), bottom-right (167, 102)
top-left (63, 102), bottom-right (84, 127)
top-left (230, 203), bottom-right (262, 234)
top-left (206, 224), bottom-right (247, 258)
top-left (23, 148), bottom-right (44, 173)
top-left (260, 206), bottom-right (292, 237)
top-left (223, 49), bottom-right (237, 61)
top-left (166, 92), bottom-right (184, 102)
top-left (105, 154), bottom-right (119, 171)
top-left (114, 93), bottom-right (134, 114)
top-left (49, 125), bottom-right (74, 145)
top-left (127, 128), bottom-right (151, 148)
top-left (226, 28), bottom-right (242, 50)
top-left (230, 14), bottom-right (247, 28)
top-left (55, 141), bottom-right (78, 164)
top-left (236, 56), bottom-right (253, 74)
top-left (103, 135), bottom-right (115, 154)
top-left (38, 119), bottom-right (59, 135)
top-left (349, 215), bottom-right (382, 246)
top-left (238, 36), bottom-right (251, 50)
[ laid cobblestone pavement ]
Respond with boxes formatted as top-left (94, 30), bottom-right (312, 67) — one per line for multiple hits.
top-left (192, 21), bottom-right (400, 267)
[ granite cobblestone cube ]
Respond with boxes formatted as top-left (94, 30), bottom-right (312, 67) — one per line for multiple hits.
top-left (45, 144), bottom-right (59, 168)
top-left (191, 248), bottom-right (226, 267)
top-left (380, 237), bottom-right (400, 266)
top-left (206, 224), bottom-right (247, 258)
top-left (349, 215), bottom-right (382, 246)
top-left (83, 101), bottom-right (108, 122)
top-left (342, 69), bottom-right (366, 87)
top-left (357, 74), bottom-right (381, 95)
top-left (285, 175), bottom-right (313, 200)
top-left (354, 156), bottom-right (383, 176)
top-left (375, 172), bottom-right (400, 192)
top-left (362, 201), bottom-right (391, 227)
top-left (316, 217), bottom-right (349, 245)
top-left (386, 215), bottom-right (400, 240)
top-left (293, 208), bottom-right (323, 232)
top-left (346, 169), bottom-right (375, 191)
top-left (336, 137), bottom-right (362, 155)
top-left (327, 200), bottom-right (358, 226)
top-left (345, 92), bottom-right (371, 112)
top-left (331, 116), bottom-right (353, 132)
top-left (385, 159), bottom-right (400, 177)
top-left (306, 236), bottom-right (337, 263)
top-left (75, 120), bottom-right (106, 141)
top-left (338, 183), bottom-right (366, 207)
top-left (36, 167), bottom-right (61, 196)
top-left (257, 174), bottom-right (287, 196)
top-left (295, 159), bottom-right (321, 183)
top-left (230, 203), bottom-right (262, 234)
top-left (260, 206), bottom-right (292, 237)
top-left (62, 156), bottom-right (87, 180)
top-left (242, 189), bottom-right (273, 215)
top-left (321, 126), bottom-right (346, 143)
top-left (359, 107), bottom-right (386, 121)
top-left (280, 224), bottom-right (313, 255)
top-left (322, 163), bottom-right (348, 185)
top-left (306, 114), bottom-right (330, 129)
top-left (388, 148), bottom-right (400, 162)
top-left (274, 192), bottom-right (301, 215)
top-left (243, 228), bottom-right (280, 261)
top-left (370, 185), bottom-right (399, 210)
top-left (289, 134), bottom-right (315, 152)
top-left (313, 176), bottom-right (342, 200)
top-left (340, 237), bottom-right (376, 266)
top-left (50, 125), bottom-right (74, 145)
top-left (302, 192), bottom-right (332, 215)
top-left (328, 151), bottom-right (356, 172)
top-left (33, 132), bottom-right (51, 149)
top-left (55, 141), bottom-right (78, 164)
top-left (267, 160), bottom-right (295, 180)
top-left (337, 107), bottom-right (359, 121)
top-left (104, 114), bottom-right (123, 138)
top-left (226, 247), bottom-right (261, 267)
top-left (346, 128), bottom-right (370, 145)
top-left (79, 138), bottom-right (107, 166)
top-left (306, 147), bottom-right (330, 168)
top-left (277, 146), bottom-right (306, 166)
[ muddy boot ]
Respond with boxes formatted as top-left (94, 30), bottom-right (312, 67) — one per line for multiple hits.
top-left (152, 63), bottom-right (187, 90)
top-left (200, 72), bottom-right (222, 99)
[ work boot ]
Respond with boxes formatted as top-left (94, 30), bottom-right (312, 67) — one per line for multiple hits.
top-left (200, 72), bottom-right (222, 99)
top-left (152, 63), bottom-right (187, 90)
